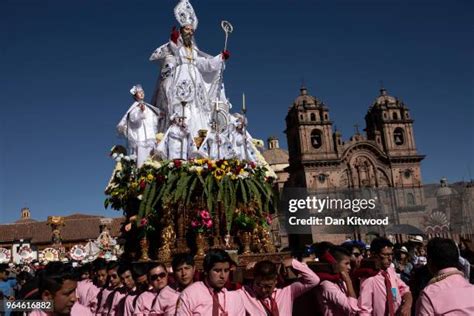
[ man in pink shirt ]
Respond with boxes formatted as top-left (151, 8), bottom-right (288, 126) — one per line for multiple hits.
top-left (103, 262), bottom-right (135, 315)
top-left (28, 262), bottom-right (93, 316)
top-left (134, 262), bottom-right (169, 315)
top-left (96, 261), bottom-right (122, 315)
top-left (358, 237), bottom-right (412, 316)
top-left (176, 249), bottom-right (245, 316)
top-left (416, 237), bottom-right (474, 315)
top-left (236, 256), bottom-right (320, 316)
top-left (151, 253), bottom-right (196, 315)
top-left (84, 258), bottom-right (108, 313)
top-left (117, 262), bottom-right (150, 316)
top-left (75, 263), bottom-right (93, 306)
top-left (315, 246), bottom-right (360, 316)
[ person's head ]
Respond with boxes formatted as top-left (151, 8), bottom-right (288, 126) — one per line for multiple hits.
top-left (130, 84), bottom-right (144, 101)
top-left (252, 260), bottom-right (278, 299)
top-left (77, 263), bottom-right (91, 281)
top-left (203, 249), bottom-right (234, 290)
top-left (172, 253), bottom-right (195, 289)
top-left (118, 263), bottom-right (135, 291)
top-left (92, 258), bottom-right (108, 287)
top-left (313, 241), bottom-right (335, 260)
top-left (107, 261), bottom-right (121, 288)
top-left (132, 263), bottom-right (149, 292)
top-left (39, 262), bottom-right (77, 315)
top-left (370, 237), bottom-right (394, 270)
top-left (135, 90), bottom-right (144, 101)
top-left (341, 242), bottom-right (363, 269)
top-left (417, 245), bottom-right (426, 257)
top-left (180, 25), bottom-right (194, 47)
top-left (17, 271), bottom-right (33, 286)
top-left (148, 263), bottom-right (168, 291)
top-left (329, 246), bottom-right (352, 274)
top-left (426, 237), bottom-right (459, 274)
top-left (0, 264), bottom-right (9, 281)
top-left (395, 246), bottom-right (410, 263)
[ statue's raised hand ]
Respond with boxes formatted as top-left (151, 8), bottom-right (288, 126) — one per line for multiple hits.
top-left (222, 50), bottom-right (230, 60)
top-left (170, 26), bottom-right (180, 44)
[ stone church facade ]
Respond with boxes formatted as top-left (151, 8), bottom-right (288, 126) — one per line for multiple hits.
top-left (284, 86), bottom-right (426, 244)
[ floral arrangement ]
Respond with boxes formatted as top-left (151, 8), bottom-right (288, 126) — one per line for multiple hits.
top-left (190, 209), bottom-right (213, 233)
top-left (233, 212), bottom-right (256, 232)
top-left (105, 155), bottom-right (278, 236)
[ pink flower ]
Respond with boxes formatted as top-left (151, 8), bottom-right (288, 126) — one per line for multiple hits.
top-left (204, 219), bottom-right (213, 229)
top-left (266, 215), bottom-right (272, 225)
top-left (140, 218), bottom-right (148, 226)
top-left (191, 220), bottom-right (200, 228)
top-left (200, 210), bottom-right (210, 220)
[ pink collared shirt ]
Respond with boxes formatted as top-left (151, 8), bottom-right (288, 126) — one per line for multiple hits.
top-left (358, 266), bottom-right (410, 316)
top-left (416, 267), bottom-right (474, 315)
top-left (134, 290), bottom-right (158, 316)
top-left (315, 280), bottom-right (360, 316)
top-left (176, 281), bottom-right (245, 316)
top-left (96, 287), bottom-right (112, 315)
top-left (76, 279), bottom-right (94, 306)
top-left (237, 259), bottom-right (320, 316)
top-left (71, 301), bottom-right (94, 316)
top-left (103, 287), bottom-right (127, 316)
top-left (150, 285), bottom-right (181, 316)
top-left (29, 302), bottom-right (93, 316)
top-left (85, 284), bottom-right (101, 313)
top-left (114, 287), bottom-right (142, 316)
top-left (29, 309), bottom-right (48, 316)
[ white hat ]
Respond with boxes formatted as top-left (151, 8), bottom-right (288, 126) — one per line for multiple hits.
top-left (410, 235), bottom-right (424, 243)
top-left (400, 246), bottom-right (409, 253)
top-left (174, 0), bottom-right (198, 30)
top-left (130, 84), bottom-right (143, 96)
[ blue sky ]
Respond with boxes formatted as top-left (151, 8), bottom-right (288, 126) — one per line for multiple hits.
top-left (1, 0), bottom-right (472, 224)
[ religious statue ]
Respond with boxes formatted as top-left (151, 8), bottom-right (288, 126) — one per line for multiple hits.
top-left (228, 113), bottom-right (258, 161)
top-left (198, 120), bottom-right (234, 160)
top-left (117, 84), bottom-right (162, 167)
top-left (97, 226), bottom-right (116, 251)
top-left (155, 112), bottom-right (197, 160)
top-left (149, 0), bottom-right (231, 141)
top-left (47, 216), bottom-right (65, 249)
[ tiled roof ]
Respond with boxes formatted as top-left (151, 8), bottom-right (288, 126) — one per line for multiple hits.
top-left (0, 214), bottom-right (124, 244)
top-left (262, 148), bottom-right (289, 165)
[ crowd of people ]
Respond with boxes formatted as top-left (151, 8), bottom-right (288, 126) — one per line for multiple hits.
top-left (1, 236), bottom-right (473, 315)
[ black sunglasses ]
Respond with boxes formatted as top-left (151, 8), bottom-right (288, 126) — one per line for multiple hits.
top-left (150, 272), bottom-right (167, 281)
top-left (352, 252), bottom-right (362, 257)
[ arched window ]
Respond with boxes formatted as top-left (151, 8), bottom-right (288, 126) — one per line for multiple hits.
top-left (310, 113), bottom-right (316, 121)
top-left (392, 112), bottom-right (399, 120)
top-left (324, 113), bottom-right (328, 120)
top-left (393, 127), bottom-right (405, 145)
top-left (311, 129), bottom-right (323, 149)
top-left (407, 193), bottom-right (415, 206)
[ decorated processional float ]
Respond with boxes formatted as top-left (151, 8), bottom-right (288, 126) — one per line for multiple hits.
top-left (105, 0), bottom-right (279, 264)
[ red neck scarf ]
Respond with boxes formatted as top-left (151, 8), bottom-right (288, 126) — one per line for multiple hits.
top-left (205, 280), bottom-right (227, 316)
top-left (380, 270), bottom-right (395, 316)
top-left (259, 294), bottom-right (279, 316)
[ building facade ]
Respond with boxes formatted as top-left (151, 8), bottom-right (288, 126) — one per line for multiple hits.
top-left (284, 86), bottom-right (427, 244)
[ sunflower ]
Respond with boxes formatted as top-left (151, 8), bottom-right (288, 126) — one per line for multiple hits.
top-left (212, 168), bottom-right (225, 181)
